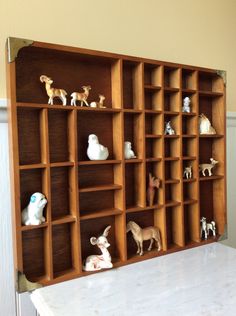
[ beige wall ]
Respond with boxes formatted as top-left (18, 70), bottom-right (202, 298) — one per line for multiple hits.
top-left (1, 0), bottom-right (236, 110)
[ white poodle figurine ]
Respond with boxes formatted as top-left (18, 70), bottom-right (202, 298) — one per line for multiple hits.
top-left (87, 134), bottom-right (109, 160)
top-left (21, 192), bottom-right (47, 226)
top-left (124, 141), bottom-right (136, 159)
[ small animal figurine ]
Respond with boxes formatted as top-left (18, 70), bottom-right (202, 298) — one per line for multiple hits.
top-left (124, 141), bottom-right (136, 159)
top-left (40, 75), bottom-right (67, 106)
top-left (183, 166), bottom-right (192, 179)
top-left (200, 217), bottom-right (208, 239)
top-left (182, 97), bottom-right (191, 113)
top-left (199, 113), bottom-right (216, 134)
top-left (21, 192), bottom-right (47, 226)
top-left (207, 221), bottom-right (216, 237)
top-left (200, 217), bottom-right (216, 239)
top-left (87, 134), bottom-right (109, 160)
top-left (83, 226), bottom-right (113, 271)
top-left (199, 158), bottom-right (218, 177)
top-left (147, 173), bottom-right (161, 206)
top-left (71, 85), bottom-right (91, 106)
top-left (164, 121), bottom-right (175, 135)
top-left (126, 221), bottom-right (162, 256)
top-left (90, 95), bottom-right (106, 108)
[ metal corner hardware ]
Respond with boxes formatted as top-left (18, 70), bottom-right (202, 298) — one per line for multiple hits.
top-left (16, 271), bottom-right (43, 293)
top-left (7, 37), bottom-right (34, 63)
top-left (216, 69), bottom-right (227, 86)
top-left (218, 224), bottom-right (228, 242)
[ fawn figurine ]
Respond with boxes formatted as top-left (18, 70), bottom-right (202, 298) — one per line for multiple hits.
top-left (71, 85), bottom-right (91, 106)
top-left (199, 158), bottom-right (218, 177)
top-left (183, 166), bottom-right (192, 179)
top-left (90, 94), bottom-right (106, 108)
top-left (147, 173), bottom-right (161, 206)
top-left (83, 226), bottom-right (113, 271)
top-left (40, 75), bottom-right (67, 106)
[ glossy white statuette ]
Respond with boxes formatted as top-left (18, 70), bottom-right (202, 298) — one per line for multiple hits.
top-left (200, 217), bottom-right (216, 240)
top-left (83, 226), bottom-right (113, 271)
top-left (182, 96), bottom-right (191, 113)
top-left (40, 75), bottom-right (67, 106)
top-left (87, 134), bottom-right (109, 160)
top-left (21, 192), bottom-right (47, 226)
top-left (164, 121), bottom-right (175, 135)
top-left (199, 113), bottom-right (216, 134)
top-left (124, 141), bottom-right (136, 159)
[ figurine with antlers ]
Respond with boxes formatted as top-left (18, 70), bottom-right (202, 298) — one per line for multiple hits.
top-left (90, 94), bottom-right (106, 108)
top-left (147, 173), bottom-right (161, 206)
top-left (71, 85), bottom-right (91, 106)
top-left (83, 226), bottom-right (113, 271)
top-left (40, 75), bottom-right (67, 106)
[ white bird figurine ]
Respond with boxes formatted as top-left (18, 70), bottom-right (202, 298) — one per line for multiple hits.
top-left (87, 134), bottom-right (109, 160)
top-left (124, 141), bottom-right (136, 159)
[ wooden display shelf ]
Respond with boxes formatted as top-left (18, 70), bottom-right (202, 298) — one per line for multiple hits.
top-left (6, 37), bottom-right (226, 291)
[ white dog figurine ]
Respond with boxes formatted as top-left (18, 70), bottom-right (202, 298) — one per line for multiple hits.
top-left (164, 121), bottom-right (175, 135)
top-left (87, 134), bottom-right (109, 160)
top-left (124, 141), bottom-right (136, 159)
top-left (182, 97), bottom-right (191, 113)
top-left (21, 192), bottom-right (47, 226)
top-left (199, 113), bottom-right (216, 134)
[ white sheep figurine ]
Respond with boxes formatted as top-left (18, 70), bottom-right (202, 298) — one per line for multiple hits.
top-left (21, 192), bottom-right (47, 226)
top-left (124, 141), bottom-right (136, 159)
top-left (40, 75), bottom-right (67, 106)
top-left (71, 85), bottom-right (91, 106)
top-left (87, 134), bottom-right (109, 160)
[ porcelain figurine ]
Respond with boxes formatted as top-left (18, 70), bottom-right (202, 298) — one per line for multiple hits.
top-left (207, 221), bottom-right (216, 237)
top-left (83, 226), bottom-right (113, 271)
top-left (200, 217), bottom-right (216, 240)
top-left (124, 141), bottom-right (136, 159)
top-left (40, 75), bottom-right (67, 106)
top-left (146, 173), bottom-right (160, 206)
top-left (200, 217), bottom-right (208, 239)
top-left (71, 85), bottom-right (91, 106)
top-left (90, 95), bottom-right (106, 108)
top-left (183, 166), bottom-right (192, 179)
top-left (199, 113), bottom-right (216, 134)
top-left (87, 134), bottom-right (109, 160)
top-left (164, 121), bottom-right (175, 135)
top-left (182, 97), bottom-right (191, 113)
top-left (126, 221), bottom-right (162, 256)
top-left (21, 192), bottom-right (47, 226)
top-left (199, 158), bottom-right (218, 177)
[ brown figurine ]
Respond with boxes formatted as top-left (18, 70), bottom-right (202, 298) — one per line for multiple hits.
top-left (147, 173), bottom-right (160, 206)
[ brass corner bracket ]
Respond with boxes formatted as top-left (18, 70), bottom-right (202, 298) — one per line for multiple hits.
top-left (218, 224), bottom-right (228, 242)
top-left (16, 271), bottom-right (43, 293)
top-left (216, 70), bottom-right (227, 86)
top-left (7, 37), bottom-right (34, 63)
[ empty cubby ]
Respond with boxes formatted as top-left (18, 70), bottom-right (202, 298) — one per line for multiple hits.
top-left (183, 204), bottom-right (199, 245)
top-left (123, 61), bottom-right (142, 109)
top-left (182, 137), bottom-right (196, 157)
top-left (198, 71), bottom-right (224, 93)
top-left (164, 91), bottom-right (179, 112)
top-left (164, 160), bottom-right (180, 181)
top-left (182, 69), bottom-right (197, 90)
top-left (145, 138), bottom-right (162, 160)
top-left (183, 182), bottom-right (197, 202)
top-left (125, 163), bottom-right (144, 209)
top-left (145, 113), bottom-right (162, 136)
top-left (144, 89), bottom-right (162, 111)
top-left (164, 66), bottom-right (180, 88)
top-left (164, 137), bottom-right (180, 158)
top-left (182, 115), bottom-right (197, 135)
top-left (144, 63), bottom-right (162, 87)
top-left (165, 183), bottom-right (181, 204)
top-left (165, 206), bottom-right (184, 249)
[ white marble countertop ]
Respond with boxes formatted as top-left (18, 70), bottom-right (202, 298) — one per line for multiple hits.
top-left (30, 243), bottom-right (236, 316)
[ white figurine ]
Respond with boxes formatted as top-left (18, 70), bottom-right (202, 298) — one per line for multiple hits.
top-left (199, 113), bottom-right (216, 134)
top-left (164, 121), bottom-right (175, 135)
top-left (87, 134), bottom-right (109, 160)
top-left (124, 141), bottom-right (136, 159)
top-left (90, 95), bottom-right (106, 108)
top-left (40, 75), bottom-right (67, 106)
top-left (199, 158), bottom-right (218, 177)
top-left (207, 221), bottom-right (216, 237)
top-left (83, 226), bottom-right (113, 271)
top-left (71, 85), bottom-right (91, 106)
top-left (21, 192), bottom-right (47, 226)
top-left (183, 166), bottom-right (192, 179)
top-left (200, 217), bottom-right (208, 239)
top-left (182, 97), bottom-right (191, 113)
top-left (200, 217), bottom-right (216, 239)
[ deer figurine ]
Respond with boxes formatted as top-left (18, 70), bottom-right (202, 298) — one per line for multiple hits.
top-left (147, 173), bottom-right (161, 206)
top-left (199, 158), bottom-right (218, 177)
top-left (71, 85), bottom-right (91, 106)
top-left (40, 75), bottom-right (67, 106)
top-left (90, 94), bottom-right (106, 108)
top-left (83, 226), bottom-right (113, 271)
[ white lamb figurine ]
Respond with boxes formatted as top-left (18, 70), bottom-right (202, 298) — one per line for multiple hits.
top-left (21, 192), bottom-right (47, 226)
top-left (124, 141), bottom-right (136, 159)
top-left (87, 134), bottom-right (109, 160)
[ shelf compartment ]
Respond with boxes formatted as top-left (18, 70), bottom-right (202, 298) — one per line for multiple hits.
top-left (48, 110), bottom-right (73, 163)
top-left (183, 181), bottom-right (197, 202)
top-left (182, 69), bottom-right (197, 90)
top-left (184, 204), bottom-right (200, 244)
top-left (182, 137), bottom-right (197, 157)
top-left (164, 113), bottom-right (180, 135)
top-left (198, 71), bottom-right (224, 93)
top-left (164, 90), bottom-right (180, 112)
top-left (144, 88), bottom-right (162, 111)
top-left (182, 159), bottom-right (197, 181)
top-left (124, 113), bottom-right (143, 159)
top-left (22, 227), bottom-right (47, 282)
top-left (123, 61), bottom-right (142, 109)
top-left (165, 160), bottom-right (181, 182)
top-left (166, 205), bottom-right (184, 249)
top-left (182, 113), bottom-right (197, 135)
top-left (164, 66), bottom-right (180, 89)
top-left (145, 112), bottom-right (162, 135)
top-left (144, 63), bottom-right (162, 87)
top-left (145, 137), bottom-right (162, 160)
top-left (146, 161), bottom-right (164, 205)
top-left (17, 108), bottom-right (43, 165)
top-left (125, 163), bottom-right (145, 209)
top-left (165, 183), bottom-right (181, 204)
top-left (164, 137), bottom-right (180, 157)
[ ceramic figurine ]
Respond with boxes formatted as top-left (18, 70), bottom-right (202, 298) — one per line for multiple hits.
top-left (182, 97), bottom-right (191, 113)
top-left (21, 192), bottom-right (47, 226)
top-left (90, 95), bottom-right (106, 108)
top-left (126, 221), bottom-right (162, 256)
top-left (199, 113), bottom-right (216, 134)
top-left (87, 134), bottom-right (109, 160)
top-left (40, 75), bottom-right (67, 106)
top-left (71, 85), bottom-right (91, 106)
top-left (124, 141), bottom-right (136, 159)
top-left (199, 158), bottom-right (218, 177)
top-left (200, 217), bottom-right (216, 240)
top-left (183, 166), bottom-right (192, 179)
top-left (164, 121), bottom-right (175, 135)
top-left (83, 226), bottom-right (113, 271)
top-left (146, 173), bottom-right (160, 206)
